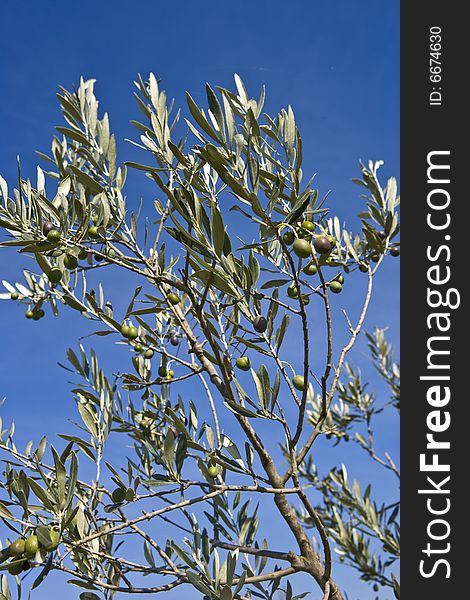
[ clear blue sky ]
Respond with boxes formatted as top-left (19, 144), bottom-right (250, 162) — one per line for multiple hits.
top-left (0, 1), bottom-right (399, 598)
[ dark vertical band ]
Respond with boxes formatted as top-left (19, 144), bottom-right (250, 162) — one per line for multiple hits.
top-left (401, 3), bottom-right (464, 596)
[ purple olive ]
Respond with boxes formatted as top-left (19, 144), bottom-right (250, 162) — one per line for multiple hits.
top-left (253, 316), bottom-right (267, 333)
top-left (314, 236), bottom-right (332, 255)
top-left (42, 221), bottom-right (56, 236)
top-left (170, 335), bottom-right (180, 346)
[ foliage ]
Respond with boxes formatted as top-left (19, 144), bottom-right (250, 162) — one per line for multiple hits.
top-left (0, 74), bottom-right (399, 600)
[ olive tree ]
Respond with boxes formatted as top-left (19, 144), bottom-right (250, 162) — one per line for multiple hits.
top-left (0, 75), bottom-right (399, 600)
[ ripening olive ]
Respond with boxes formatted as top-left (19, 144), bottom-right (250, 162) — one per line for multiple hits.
top-left (63, 254), bottom-right (78, 270)
top-left (253, 315), bottom-right (267, 333)
top-left (112, 488), bottom-right (126, 504)
top-left (359, 263), bottom-right (368, 273)
top-left (170, 335), bottom-right (180, 346)
top-left (158, 365), bottom-right (169, 378)
top-left (8, 539), bottom-right (25, 557)
top-left (390, 247), bottom-right (400, 257)
top-left (48, 267), bottom-right (62, 284)
top-left (297, 228), bottom-right (312, 240)
top-left (42, 221), bottom-right (55, 236)
top-left (282, 230), bottom-right (295, 245)
top-left (314, 236), bottom-right (332, 254)
top-left (293, 238), bottom-right (312, 259)
top-left (377, 230), bottom-right (387, 240)
top-left (7, 562), bottom-right (24, 576)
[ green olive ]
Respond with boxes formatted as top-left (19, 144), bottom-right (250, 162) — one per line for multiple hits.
top-left (44, 529), bottom-right (59, 552)
top-left (303, 263), bottom-right (317, 276)
top-left (293, 375), bottom-right (306, 391)
top-left (127, 326), bottom-right (139, 340)
top-left (301, 220), bottom-right (315, 233)
top-left (24, 535), bottom-right (39, 556)
top-left (293, 238), bottom-right (312, 259)
top-left (10, 291), bottom-right (19, 300)
top-left (208, 466), bottom-right (219, 478)
top-left (287, 285), bottom-right (299, 299)
top-left (329, 281), bottom-right (342, 294)
top-left (87, 225), bottom-right (100, 239)
top-left (25, 310), bottom-right (35, 319)
top-left (326, 235), bottom-right (337, 247)
top-left (167, 293), bottom-right (180, 305)
top-left (46, 229), bottom-right (61, 244)
top-left (144, 348), bottom-right (154, 359)
top-left (236, 356), bottom-right (251, 371)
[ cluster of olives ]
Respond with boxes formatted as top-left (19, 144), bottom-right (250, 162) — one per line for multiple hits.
top-left (2, 527), bottom-right (59, 575)
top-left (24, 307), bottom-right (45, 320)
top-left (287, 284), bottom-right (310, 305)
top-left (120, 323), bottom-right (156, 359)
top-left (158, 365), bottom-right (175, 381)
top-left (111, 487), bottom-right (135, 504)
top-left (282, 219), bottom-right (335, 260)
top-left (37, 221), bottom-right (109, 285)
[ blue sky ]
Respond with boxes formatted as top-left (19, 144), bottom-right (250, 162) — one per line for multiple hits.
top-left (0, 1), bottom-right (399, 598)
